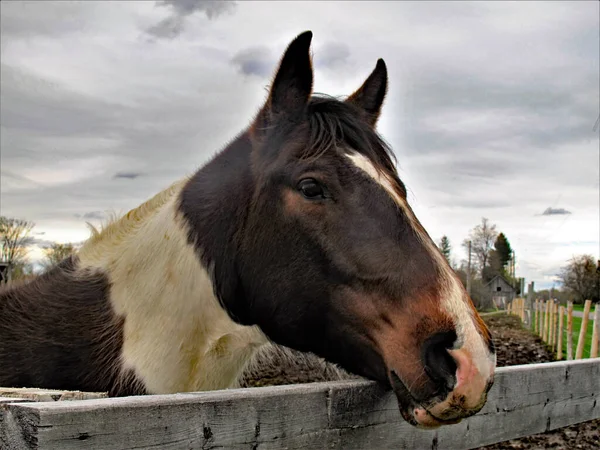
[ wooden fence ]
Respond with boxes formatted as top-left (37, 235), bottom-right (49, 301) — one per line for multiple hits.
top-left (509, 298), bottom-right (600, 360)
top-left (1, 359), bottom-right (599, 450)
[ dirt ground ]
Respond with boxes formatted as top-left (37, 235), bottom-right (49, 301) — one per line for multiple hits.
top-left (241, 314), bottom-right (599, 449)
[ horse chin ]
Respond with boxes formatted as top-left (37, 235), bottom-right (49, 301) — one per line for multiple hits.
top-left (389, 371), bottom-right (463, 429)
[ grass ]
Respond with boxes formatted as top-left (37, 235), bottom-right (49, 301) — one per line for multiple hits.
top-left (533, 309), bottom-right (595, 359)
top-left (562, 314), bottom-right (595, 359)
top-left (572, 304), bottom-right (585, 313)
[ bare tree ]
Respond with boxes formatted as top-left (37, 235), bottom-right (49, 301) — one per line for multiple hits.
top-left (462, 217), bottom-right (498, 278)
top-left (43, 242), bottom-right (77, 269)
top-left (0, 216), bottom-right (35, 281)
top-left (558, 254), bottom-right (600, 304)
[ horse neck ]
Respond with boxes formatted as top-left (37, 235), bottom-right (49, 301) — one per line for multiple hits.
top-left (75, 146), bottom-right (267, 394)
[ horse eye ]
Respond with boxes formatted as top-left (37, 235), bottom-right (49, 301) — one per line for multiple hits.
top-left (298, 178), bottom-right (325, 199)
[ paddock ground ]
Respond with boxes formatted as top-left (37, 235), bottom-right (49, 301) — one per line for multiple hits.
top-left (241, 314), bottom-right (599, 449)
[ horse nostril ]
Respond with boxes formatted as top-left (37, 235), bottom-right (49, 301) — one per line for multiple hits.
top-left (422, 331), bottom-right (458, 392)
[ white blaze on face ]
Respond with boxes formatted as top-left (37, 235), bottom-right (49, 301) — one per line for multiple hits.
top-left (346, 152), bottom-right (495, 385)
top-left (78, 180), bottom-right (268, 394)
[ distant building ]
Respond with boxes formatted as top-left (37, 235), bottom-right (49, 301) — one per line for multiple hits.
top-left (485, 275), bottom-right (517, 310)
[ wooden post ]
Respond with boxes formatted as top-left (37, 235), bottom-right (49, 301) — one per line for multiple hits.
top-left (540, 300), bottom-right (545, 340)
top-left (534, 299), bottom-right (539, 333)
top-left (590, 304), bottom-right (598, 358)
top-left (557, 305), bottom-right (564, 360)
top-left (554, 302), bottom-right (560, 350)
top-left (548, 302), bottom-right (553, 347)
top-left (544, 300), bottom-right (550, 343)
top-left (538, 300), bottom-right (544, 339)
top-left (538, 299), bottom-right (544, 337)
top-left (567, 301), bottom-right (574, 360)
top-left (552, 302), bottom-right (557, 349)
top-left (548, 300), bottom-right (555, 349)
top-left (575, 300), bottom-right (592, 360)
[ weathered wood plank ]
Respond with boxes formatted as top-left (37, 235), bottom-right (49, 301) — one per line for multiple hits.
top-left (1, 398), bottom-right (38, 450)
top-left (0, 388), bottom-right (107, 402)
top-left (2, 360), bottom-right (599, 450)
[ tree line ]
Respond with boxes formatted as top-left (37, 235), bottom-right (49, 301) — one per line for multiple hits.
top-left (1, 214), bottom-right (599, 306)
top-left (437, 217), bottom-right (599, 307)
top-left (0, 216), bottom-right (76, 282)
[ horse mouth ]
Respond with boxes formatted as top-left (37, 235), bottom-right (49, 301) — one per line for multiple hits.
top-left (389, 371), bottom-right (467, 429)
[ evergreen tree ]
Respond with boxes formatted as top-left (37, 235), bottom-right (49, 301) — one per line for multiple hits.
top-left (493, 233), bottom-right (513, 275)
top-left (438, 235), bottom-right (452, 264)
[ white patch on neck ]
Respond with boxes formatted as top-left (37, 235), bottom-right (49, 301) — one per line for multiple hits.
top-left (78, 180), bottom-right (268, 394)
top-left (346, 152), bottom-right (495, 379)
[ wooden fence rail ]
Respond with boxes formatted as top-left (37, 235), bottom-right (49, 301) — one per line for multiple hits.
top-left (1, 360), bottom-right (599, 450)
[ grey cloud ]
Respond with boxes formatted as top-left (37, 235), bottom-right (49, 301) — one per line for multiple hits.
top-left (147, 0), bottom-right (237, 39)
top-left (230, 46), bottom-right (273, 77)
top-left (26, 237), bottom-right (55, 249)
top-left (113, 171), bottom-right (144, 180)
top-left (0, 2), bottom-right (92, 39)
top-left (230, 41), bottom-right (352, 78)
top-left (158, 0), bottom-right (236, 18)
top-left (541, 207), bottom-right (572, 216)
top-left (0, 60), bottom-right (239, 183)
top-left (82, 211), bottom-right (106, 220)
top-left (146, 15), bottom-right (186, 40)
top-left (1, 64), bottom-right (127, 141)
top-left (403, 71), bottom-right (597, 157)
top-left (315, 42), bottom-right (351, 70)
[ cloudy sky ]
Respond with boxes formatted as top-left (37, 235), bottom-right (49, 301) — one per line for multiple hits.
top-left (1, 1), bottom-right (598, 290)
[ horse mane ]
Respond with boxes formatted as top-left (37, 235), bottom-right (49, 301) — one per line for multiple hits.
top-left (301, 95), bottom-right (397, 174)
top-left (78, 178), bottom-right (188, 261)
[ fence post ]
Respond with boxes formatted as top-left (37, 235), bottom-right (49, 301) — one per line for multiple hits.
top-left (550, 302), bottom-right (556, 348)
top-left (538, 299), bottom-right (544, 337)
top-left (567, 301), bottom-right (574, 360)
top-left (548, 302), bottom-right (553, 347)
top-left (519, 298), bottom-right (523, 321)
top-left (534, 299), bottom-right (539, 333)
top-left (540, 300), bottom-right (545, 340)
top-left (544, 300), bottom-right (550, 343)
top-left (575, 300), bottom-right (592, 360)
top-left (557, 305), bottom-right (564, 360)
top-left (553, 302), bottom-right (559, 350)
top-left (591, 303), bottom-right (598, 358)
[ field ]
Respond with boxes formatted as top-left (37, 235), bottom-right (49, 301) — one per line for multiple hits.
top-left (242, 314), bottom-right (599, 449)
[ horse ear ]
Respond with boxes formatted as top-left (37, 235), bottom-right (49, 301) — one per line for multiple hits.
top-left (346, 59), bottom-right (388, 127)
top-left (266, 31), bottom-right (314, 118)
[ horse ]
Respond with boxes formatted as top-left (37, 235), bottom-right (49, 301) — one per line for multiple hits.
top-left (0, 31), bottom-right (496, 428)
